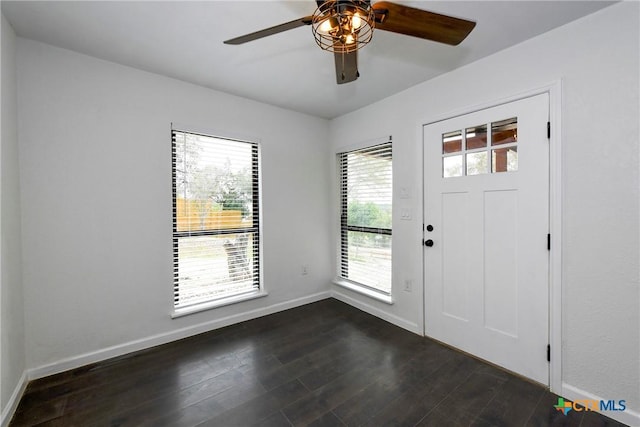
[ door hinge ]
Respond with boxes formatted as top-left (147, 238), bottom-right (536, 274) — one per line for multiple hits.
top-left (547, 121), bottom-right (551, 139)
top-left (547, 344), bottom-right (551, 362)
top-left (547, 234), bottom-right (551, 251)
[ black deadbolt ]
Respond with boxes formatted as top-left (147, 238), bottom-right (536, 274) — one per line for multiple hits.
top-left (426, 225), bottom-right (434, 232)
top-left (424, 239), bottom-right (434, 247)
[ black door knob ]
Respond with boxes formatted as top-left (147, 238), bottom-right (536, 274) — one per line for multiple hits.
top-left (424, 239), bottom-right (434, 247)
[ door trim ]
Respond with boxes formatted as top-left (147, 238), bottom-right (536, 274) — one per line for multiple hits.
top-left (418, 81), bottom-right (562, 393)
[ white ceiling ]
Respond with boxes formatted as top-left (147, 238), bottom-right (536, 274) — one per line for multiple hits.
top-left (2, 1), bottom-right (615, 119)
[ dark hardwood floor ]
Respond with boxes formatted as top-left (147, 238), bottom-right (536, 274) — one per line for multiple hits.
top-left (10, 299), bottom-right (627, 426)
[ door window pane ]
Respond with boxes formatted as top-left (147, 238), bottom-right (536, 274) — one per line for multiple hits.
top-left (467, 151), bottom-right (488, 176)
top-left (443, 130), bottom-right (462, 154)
top-left (443, 155), bottom-right (463, 178)
top-left (466, 124), bottom-right (487, 150)
top-left (492, 147), bottom-right (518, 172)
top-left (491, 118), bottom-right (518, 146)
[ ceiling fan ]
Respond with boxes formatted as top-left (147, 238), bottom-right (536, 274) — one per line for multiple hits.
top-left (224, 0), bottom-right (476, 85)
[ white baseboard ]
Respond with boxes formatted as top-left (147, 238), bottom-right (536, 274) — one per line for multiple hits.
top-left (27, 292), bottom-right (331, 381)
top-left (1, 370), bottom-right (27, 427)
top-left (562, 382), bottom-right (640, 426)
top-left (331, 289), bottom-right (421, 335)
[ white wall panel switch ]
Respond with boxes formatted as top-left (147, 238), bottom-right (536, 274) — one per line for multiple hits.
top-left (399, 187), bottom-right (411, 199)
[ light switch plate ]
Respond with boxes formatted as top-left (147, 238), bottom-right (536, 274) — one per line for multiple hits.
top-left (399, 187), bottom-right (411, 199)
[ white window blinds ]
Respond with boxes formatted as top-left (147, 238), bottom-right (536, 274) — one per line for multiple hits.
top-left (172, 129), bottom-right (260, 309)
top-left (338, 141), bottom-right (392, 294)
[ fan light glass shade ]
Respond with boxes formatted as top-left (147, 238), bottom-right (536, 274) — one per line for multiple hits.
top-left (312, 1), bottom-right (374, 53)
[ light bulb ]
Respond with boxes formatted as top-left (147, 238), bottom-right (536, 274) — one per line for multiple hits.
top-left (345, 34), bottom-right (355, 44)
top-left (319, 19), bottom-right (333, 34)
top-left (352, 13), bottom-right (362, 30)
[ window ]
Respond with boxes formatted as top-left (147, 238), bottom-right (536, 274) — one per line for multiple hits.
top-left (442, 117), bottom-right (518, 177)
top-left (172, 128), bottom-right (261, 312)
top-left (338, 142), bottom-right (392, 294)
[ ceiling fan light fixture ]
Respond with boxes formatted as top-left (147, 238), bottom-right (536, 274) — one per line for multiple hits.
top-left (312, 0), bottom-right (374, 53)
top-left (224, 0), bottom-right (476, 85)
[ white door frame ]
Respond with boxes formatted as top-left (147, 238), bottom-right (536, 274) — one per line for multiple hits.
top-left (418, 81), bottom-right (562, 393)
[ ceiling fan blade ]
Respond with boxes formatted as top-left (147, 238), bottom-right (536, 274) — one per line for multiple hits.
top-left (334, 50), bottom-right (359, 84)
top-left (372, 1), bottom-right (476, 46)
top-left (224, 16), bottom-right (313, 45)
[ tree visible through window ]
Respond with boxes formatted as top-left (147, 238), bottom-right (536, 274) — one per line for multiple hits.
top-left (338, 142), bottom-right (392, 294)
top-left (172, 129), bottom-right (260, 309)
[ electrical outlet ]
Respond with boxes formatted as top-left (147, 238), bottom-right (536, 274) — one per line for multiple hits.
top-left (301, 264), bottom-right (308, 276)
top-left (404, 279), bottom-right (412, 292)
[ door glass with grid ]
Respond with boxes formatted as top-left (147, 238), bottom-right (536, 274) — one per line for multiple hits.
top-left (172, 129), bottom-right (260, 310)
top-left (338, 142), bottom-right (392, 294)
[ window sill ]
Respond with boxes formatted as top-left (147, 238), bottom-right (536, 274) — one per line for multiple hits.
top-left (171, 290), bottom-right (268, 319)
top-left (332, 278), bottom-right (393, 305)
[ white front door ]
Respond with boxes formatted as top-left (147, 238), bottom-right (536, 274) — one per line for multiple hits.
top-left (423, 94), bottom-right (549, 385)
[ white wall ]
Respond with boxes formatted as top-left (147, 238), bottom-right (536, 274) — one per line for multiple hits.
top-left (7, 2), bottom-right (640, 425)
top-left (16, 38), bottom-right (332, 374)
top-left (329, 1), bottom-right (639, 422)
top-left (1, 13), bottom-right (26, 420)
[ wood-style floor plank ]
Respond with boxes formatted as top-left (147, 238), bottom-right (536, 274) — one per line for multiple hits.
top-left (8, 299), bottom-right (628, 427)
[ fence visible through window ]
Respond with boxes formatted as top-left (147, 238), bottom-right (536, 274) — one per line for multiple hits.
top-left (172, 129), bottom-right (260, 309)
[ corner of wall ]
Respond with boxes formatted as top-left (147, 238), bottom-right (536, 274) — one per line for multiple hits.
top-left (330, 288), bottom-right (421, 335)
top-left (0, 372), bottom-right (27, 427)
top-left (1, 12), bottom-right (27, 423)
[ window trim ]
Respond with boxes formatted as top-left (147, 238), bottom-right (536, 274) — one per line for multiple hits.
top-left (170, 124), bottom-right (263, 317)
top-left (332, 278), bottom-right (393, 305)
top-left (171, 289), bottom-right (268, 318)
top-left (336, 138), bottom-right (393, 297)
